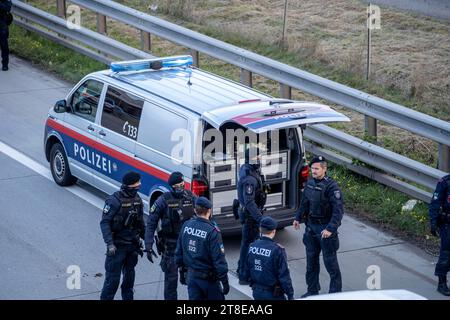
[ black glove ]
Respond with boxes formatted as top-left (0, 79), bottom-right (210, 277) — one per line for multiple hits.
top-left (179, 268), bottom-right (187, 285)
top-left (431, 223), bottom-right (439, 237)
top-left (146, 249), bottom-right (158, 263)
top-left (106, 244), bottom-right (117, 256)
top-left (221, 279), bottom-right (230, 295)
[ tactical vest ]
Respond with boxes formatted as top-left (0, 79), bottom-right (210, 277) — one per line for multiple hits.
top-left (442, 175), bottom-right (450, 214)
top-left (160, 191), bottom-right (195, 239)
top-left (111, 192), bottom-right (143, 232)
top-left (305, 178), bottom-right (333, 220)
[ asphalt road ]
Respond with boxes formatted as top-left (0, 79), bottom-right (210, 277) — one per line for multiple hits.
top-left (0, 56), bottom-right (447, 300)
top-left (363, 0), bottom-right (450, 21)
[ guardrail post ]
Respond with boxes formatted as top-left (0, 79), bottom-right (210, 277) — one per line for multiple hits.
top-left (279, 83), bottom-right (292, 99)
top-left (438, 144), bottom-right (450, 172)
top-left (364, 116), bottom-right (377, 140)
top-left (190, 49), bottom-right (199, 67)
top-left (56, 0), bottom-right (66, 19)
top-left (240, 69), bottom-right (252, 87)
top-left (140, 31), bottom-right (151, 52)
top-left (96, 13), bottom-right (107, 35)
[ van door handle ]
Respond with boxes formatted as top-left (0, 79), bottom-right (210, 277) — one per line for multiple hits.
top-left (99, 130), bottom-right (106, 137)
top-left (87, 125), bottom-right (95, 131)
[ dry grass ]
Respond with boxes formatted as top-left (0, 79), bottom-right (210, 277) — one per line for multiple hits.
top-left (25, 0), bottom-right (448, 164)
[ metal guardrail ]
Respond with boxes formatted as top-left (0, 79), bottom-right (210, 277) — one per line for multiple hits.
top-left (69, 0), bottom-right (450, 150)
top-left (11, 1), bottom-right (449, 202)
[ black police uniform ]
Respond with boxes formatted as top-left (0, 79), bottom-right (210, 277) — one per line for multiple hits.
top-left (145, 188), bottom-right (196, 300)
top-left (243, 218), bottom-right (294, 300)
top-left (100, 185), bottom-right (145, 300)
top-left (429, 174), bottom-right (450, 295)
top-left (295, 169), bottom-right (344, 295)
top-left (0, 0), bottom-right (11, 70)
top-left (175, 215), bottom-right (229, 300)
top-left (237, 163), bottom-right (266, 282)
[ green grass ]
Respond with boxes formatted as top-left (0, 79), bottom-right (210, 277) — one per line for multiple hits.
top-left (9, 25), bottom-right (106, 82)
top-left (9, 16), bottom-right (437, 249)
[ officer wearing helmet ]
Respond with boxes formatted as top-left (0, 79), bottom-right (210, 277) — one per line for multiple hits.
top-left (293, 156), bottom-right (344, 298)
top-left (144, 171), bottom-right (197, 300)
top-left (175, 197), bottom-right (230, 300)
top-left (243, 216), bottom-right (294, 300)
top-left (100, 171), bottom-right (145, 300)
top-left (236, 146), bottom-right (267, 285)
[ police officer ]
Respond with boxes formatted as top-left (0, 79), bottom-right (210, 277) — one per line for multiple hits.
top-left (243, 216), bottom-right (294, 300)
top-left (0, 0), bottom-right (11, 71)
top-left (175, 197), bottom-right (230, 300)
top-left (237, 147), bottom-right (267, 285)
top-left (429, 173), bottom-right (450, 296)
top-left (145, 171), bottom-right (197, 300)
top-left (293, 156), bottom-right (344, 298)
top-left (100, 171), bottom-right (145, 300)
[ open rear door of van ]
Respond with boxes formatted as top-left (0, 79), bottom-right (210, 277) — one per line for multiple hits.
top-left (201, 100), bottom-right (350, 133)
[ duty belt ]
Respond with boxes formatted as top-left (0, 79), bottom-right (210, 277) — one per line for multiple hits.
top-left (308, 217), bottom-right (330, 225)
top-left (188, 269), bottom-right (217, 281)
top-left (252, 283), bottom-right (274, 292)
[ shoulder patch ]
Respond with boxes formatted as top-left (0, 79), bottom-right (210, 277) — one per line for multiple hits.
top-left (150, 203), bottom-right (157, 213)
top-left (245, 184), bottom-right (254, 195)
top-left (334, 190), bottom-right (341, 199)
top-left (433, 192), bottom-right (439, 200)
top-left (220, 243), bottom-right (225, 254)
top-left (103, 204), bottom-right (111, 214)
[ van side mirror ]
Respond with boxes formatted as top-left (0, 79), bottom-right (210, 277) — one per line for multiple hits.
top-left (54, 100), bottom-right (68, 113)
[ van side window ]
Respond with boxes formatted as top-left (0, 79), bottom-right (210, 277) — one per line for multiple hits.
top-left (139, 104), bottom-right (188, 161)
top-left (70, 79), bottom-right (104, 122)
top-left (101, 86), bottom-right (144, 140)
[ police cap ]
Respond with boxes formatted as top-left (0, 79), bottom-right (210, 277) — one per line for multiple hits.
top-left (260, 216), bottom-right (278, 231)
top-left (168, 171), bottom-right (184, 186)
top-left (122, 171), bottom-right (141, 186)
top-left (195, 197), bottom-right (212, 209)
top-left (309, 155), bottom-right (326, 166)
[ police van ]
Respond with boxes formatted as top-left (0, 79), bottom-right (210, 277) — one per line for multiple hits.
top-left (44, 55), bottom-right (349, 234)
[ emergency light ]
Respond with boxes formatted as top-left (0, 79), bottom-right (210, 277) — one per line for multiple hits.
top-left (110, 55), bottom-right (193, 72)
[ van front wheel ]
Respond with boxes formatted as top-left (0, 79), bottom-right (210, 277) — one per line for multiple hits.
top-left (50, 143), bottom-right (77, 186)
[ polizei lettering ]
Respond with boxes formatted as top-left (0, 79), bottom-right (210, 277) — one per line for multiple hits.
top-left (249, 246), bottom-right (272, 257)
top-left (74, 142), bottom-right (112, 174)
top-left (183, 226), bottom-right (207, 239)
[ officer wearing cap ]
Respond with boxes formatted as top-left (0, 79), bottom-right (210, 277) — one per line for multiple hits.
top-left (144, 171), bottom-right (197, 300)
top-left (175, 197), bottom-right (230, 300)
top-left (429, 173), bottom-right (450, 296)
top-left (100, 171), bottom-right (145, 300)
top-left (237, 147), bottom-right (267, 285)
top-left (293, 156), bottom-right (344, 298)
top-left (243, 216), bottom-right (294, 300)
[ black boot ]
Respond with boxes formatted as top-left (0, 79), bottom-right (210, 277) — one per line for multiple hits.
top-left (437, 276), bottom-right (450, 296)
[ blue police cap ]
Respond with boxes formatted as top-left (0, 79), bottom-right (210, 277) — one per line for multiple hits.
top-left (122, 171), bottom-right (141, 185)
top-left (309, 155), bottom-right (326, 166)
top-left (195, 197), bottom-right (212, 209)
top-left (260, 216), bottom-right (277, 230)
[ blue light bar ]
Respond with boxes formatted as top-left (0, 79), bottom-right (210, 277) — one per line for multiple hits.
top-left (110, 55), bottom-right (193, 72)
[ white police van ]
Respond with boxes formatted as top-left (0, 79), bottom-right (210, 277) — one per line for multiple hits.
top-left (44, 55), bottom-right (349, 234)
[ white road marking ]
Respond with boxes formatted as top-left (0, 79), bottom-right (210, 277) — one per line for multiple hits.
top-left (0, 140), bottom-right (103, 209)
top-left (0, 140), bottom-right (253, 299)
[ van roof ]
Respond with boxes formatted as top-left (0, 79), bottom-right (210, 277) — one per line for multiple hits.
top-left (96, 67), bottom-right (271, 115)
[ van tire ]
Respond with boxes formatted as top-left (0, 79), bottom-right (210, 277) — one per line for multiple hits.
top-left (50, 143), bottom-right (77, 186)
